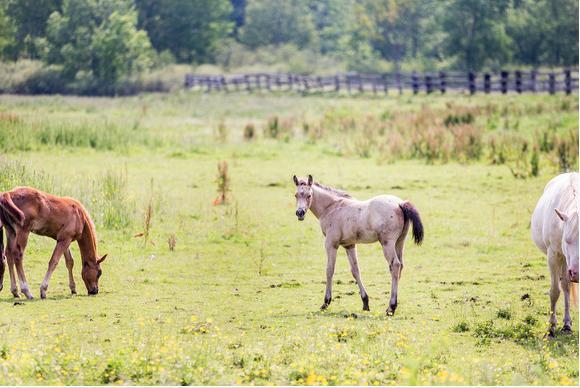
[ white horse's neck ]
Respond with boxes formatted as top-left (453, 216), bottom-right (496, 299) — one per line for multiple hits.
top-left (309, 185), bottom-right (341, 220)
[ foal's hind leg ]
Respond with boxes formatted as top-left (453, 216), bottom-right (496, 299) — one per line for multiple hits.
top-left (63, 248), bottom-right (77, 295)
top-left (345, 245), bottom-right (369, 311)
top-left (40, 239), bottom-right (71, 299)
top-left (381, 241), bottom-right (402, 316)
top-left (0, 253), bottom-right (5, 293)
top-left (7, 230), bottom-right (33, 299)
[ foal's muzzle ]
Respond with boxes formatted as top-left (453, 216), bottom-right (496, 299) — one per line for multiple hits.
top-left (88, 287), bottom-right (99, 295)
top-left (296, 209), bottom-right (305, 221)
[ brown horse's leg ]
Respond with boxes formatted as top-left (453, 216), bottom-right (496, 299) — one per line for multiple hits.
top-left (321, 239), bottom-right (338, 310)
top-left (381, 241), bottom-right (401, 316)
top-left (40, 239), bottom-right (71, 299)
top-left (345, 245), bottom-right (369, 311)
top-left (63, 248), bottom-right (77, 295)
top-left (12, 231), bottom-right (33, 299)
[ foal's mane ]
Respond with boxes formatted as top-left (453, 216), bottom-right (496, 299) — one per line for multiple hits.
top-left (313, 182), bottom-right (352, 199)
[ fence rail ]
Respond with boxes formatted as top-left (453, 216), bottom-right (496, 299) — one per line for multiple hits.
top-left (184, 69), bottom-right (578, 95)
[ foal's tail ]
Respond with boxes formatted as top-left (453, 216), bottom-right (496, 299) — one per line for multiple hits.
top-left (0, 193), bottom-right (24, 227)
top-left (400, 201), bottom-right (424, 245)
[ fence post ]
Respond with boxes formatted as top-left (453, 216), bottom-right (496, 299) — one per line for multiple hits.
top-left (468, 71), bottom-right (476, 94)
top-left (346, 74), bottom-right (352, 94)
top-left (412, 72), bottom-right (419, 94)
top-left (334, 75), bottom-right (340, 92)
top-left (244, 75), bottom-right (251, 92)
top-left (439, 71), bottom-right (446, 94)
top-left (549, 73), bottom-right (556, 94)
top-left (357, 74), bottom-right (363, 93)
top-left (381, 73), bottom-right (388, 94)
top-left (565, 69), bottom-right (572, 94)
top-left (515, 70), bottom-right (522, 93)
top-left (530, 70), bottom-right (536, 92)
top-left (483, 73), bottom-right (491, 93)
top-left (184, 74), bottom-right (192, 88)
top-left (372, 75), bottom-right (378, 95)
top-left (425, 74), bottom-right (433, 94)
top-left (317, 76), bottom-right (323, 92)
top-left (500, 71), bottom-right (509, 94)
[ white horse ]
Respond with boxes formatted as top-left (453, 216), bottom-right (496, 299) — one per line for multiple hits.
top-left (531, 172), bottom-right (579, 336)
top-left (293, 175), bottom-right (423, 315)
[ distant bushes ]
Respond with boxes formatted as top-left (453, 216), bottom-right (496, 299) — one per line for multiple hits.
top-left (0, 61), bottom-right (191, 95)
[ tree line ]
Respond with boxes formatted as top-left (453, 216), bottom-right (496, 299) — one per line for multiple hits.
top-left (0, 0), bottom-right (577, 95)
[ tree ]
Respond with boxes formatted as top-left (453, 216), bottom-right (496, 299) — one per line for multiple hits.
top-left (135, 0), bottom-right (232, 63)
top-left (3, 0), bottom-right (62, 59)
top-left (45, 0), bottom-right (153, 93)
top-left (0, 3), bottom-right (15, 59)
top-left (440, 0), bottom-right (512, 71)
top-left (240, 0), bottom-right (315, 49)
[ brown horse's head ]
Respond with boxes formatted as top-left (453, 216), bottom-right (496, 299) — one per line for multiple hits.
top-left (82, 254), bottom-right (107, 295)
top-left (293, 174), bottom-right (313, 221)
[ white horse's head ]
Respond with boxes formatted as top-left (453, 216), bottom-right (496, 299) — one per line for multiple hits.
top-left (555, 208), bottom-right (579, 283)
top-left (293, 174), bottom-right (313, 221)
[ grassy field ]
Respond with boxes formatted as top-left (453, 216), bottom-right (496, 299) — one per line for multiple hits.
top-left (0, 91), bottom-right (578, 385)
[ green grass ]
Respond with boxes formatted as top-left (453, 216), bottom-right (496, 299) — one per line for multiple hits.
top-left (0, 92), bottom-right (577, 385)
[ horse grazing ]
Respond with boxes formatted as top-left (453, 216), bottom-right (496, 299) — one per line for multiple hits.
top-left (531, 172), bottom-right (579, 336)
top-left (0, 187), bottom-right (107, 299)
top-left (293, 175), bottom-right (423, 315)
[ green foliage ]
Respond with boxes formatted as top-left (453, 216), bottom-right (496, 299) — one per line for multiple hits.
top-left (135, 0), bottom-right (232, 63)
top-left (44, 0), bottom-right (153, 94)
top-left (240, 0), bottom-right (315, 49)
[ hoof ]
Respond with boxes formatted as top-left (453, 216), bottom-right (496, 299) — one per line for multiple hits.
top-left (386, 309), bottom-right (395, 316)
top-left (71, 290), bottom-right (77, 295)
top-left (362, 295), bottom-right (369, 311)
top-left (561, 325), bottom-right (573, 334)
top-left (320, 303), bottom-right (329, 310)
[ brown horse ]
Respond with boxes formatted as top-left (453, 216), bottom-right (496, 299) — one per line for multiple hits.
top-left (0, 187), bottom-right (106, 299)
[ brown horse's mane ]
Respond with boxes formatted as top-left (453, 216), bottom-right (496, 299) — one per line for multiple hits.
top-left (313, 182), bottom-right (352, 199)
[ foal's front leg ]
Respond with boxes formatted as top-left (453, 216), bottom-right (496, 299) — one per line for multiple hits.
top-left (40, 239), bottom-right (71, 299)
top-left (63, 248), bottom-right (77, 295)
top-left (321, 239), bottom-right (338, 310)
top-left (345, 245), bottom-right (370, 311)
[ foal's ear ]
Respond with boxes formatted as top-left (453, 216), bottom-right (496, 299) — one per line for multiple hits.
top-left (307, 174), bottom-right (313, 186)
top-left (293, 175), bottom-right (299, 186)
top-left (97, 254), bottom-right (108, 264)
top-left (555, 208), bottom-right (568, 222)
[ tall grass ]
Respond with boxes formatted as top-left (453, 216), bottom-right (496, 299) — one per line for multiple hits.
top-left (0, 158), bottom-right (135, 229)
top-left (0, 117), bottom-right (160, 152)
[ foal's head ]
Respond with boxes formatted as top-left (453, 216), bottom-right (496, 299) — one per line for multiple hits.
top-left (555, 209), bottom-right (579, 283)
top-left (82, 254), bottom-right (107, 295)
top-left (293, 174), bottom-right (313, 221)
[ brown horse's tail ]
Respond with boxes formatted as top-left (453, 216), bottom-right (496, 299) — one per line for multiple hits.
top-left (399, 201), bottom-right (424, 245)
top-left (0, 193), bottom-right (24, 227)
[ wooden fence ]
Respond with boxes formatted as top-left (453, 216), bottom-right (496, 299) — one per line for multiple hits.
top-left (184, 69), bottom-right (578, 95)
